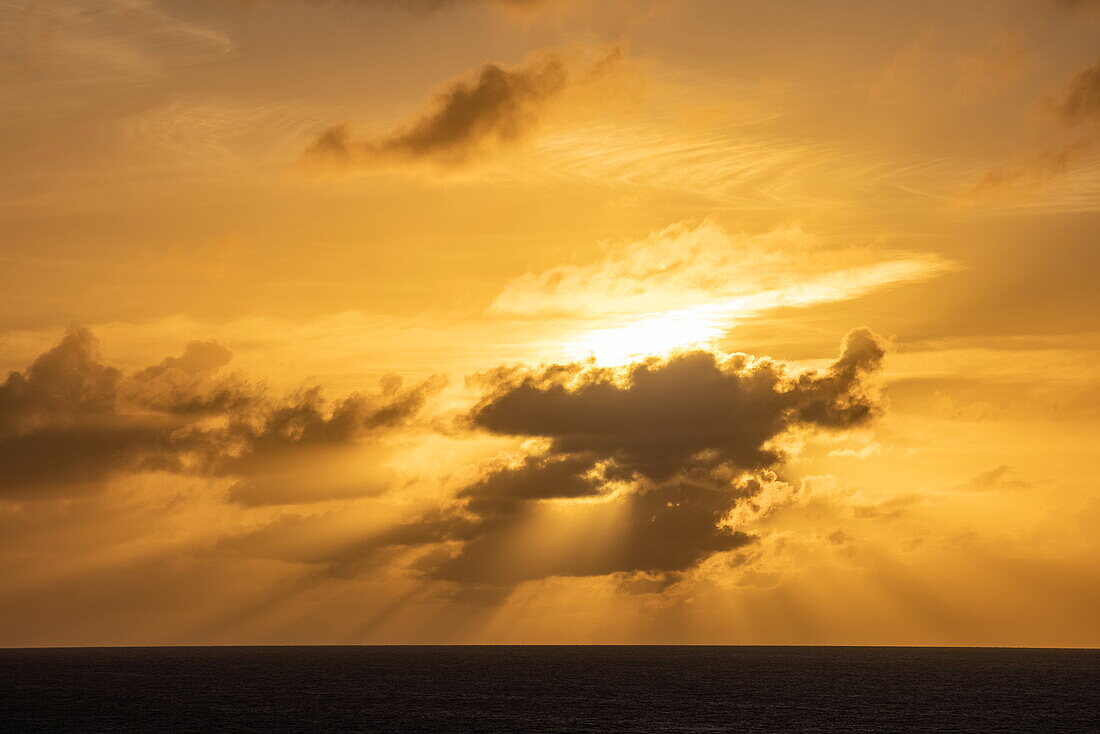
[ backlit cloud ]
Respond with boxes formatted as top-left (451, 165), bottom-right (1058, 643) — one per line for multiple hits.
top-left (389, 329), bottom-right (885, 588)
top-left (0, 327), bottom-right (443, 502)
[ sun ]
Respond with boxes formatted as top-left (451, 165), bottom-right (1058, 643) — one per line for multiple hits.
top-left (561, 303), bottom-right (734, 366)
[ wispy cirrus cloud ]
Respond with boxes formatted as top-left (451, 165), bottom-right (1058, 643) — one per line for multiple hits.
top-left (0, 0), bottom-right (231, 116)
top-left (487, 220), bottom-right (954, 365)
top-left (492, 220), bottom-right (956, 320)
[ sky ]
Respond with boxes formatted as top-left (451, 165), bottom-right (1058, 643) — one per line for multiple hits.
top-left (1, 0), bottom-right (1099, 646)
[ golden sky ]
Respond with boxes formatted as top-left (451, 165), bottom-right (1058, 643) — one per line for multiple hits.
top-left (1, 0), bottom-right (1099, 646)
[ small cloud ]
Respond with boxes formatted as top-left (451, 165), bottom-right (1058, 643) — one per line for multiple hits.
top-left (300, 46), bottom-right (626, 173)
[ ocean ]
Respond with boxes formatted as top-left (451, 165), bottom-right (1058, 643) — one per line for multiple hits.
top-left (2, 646), bottom-right (1097, 732)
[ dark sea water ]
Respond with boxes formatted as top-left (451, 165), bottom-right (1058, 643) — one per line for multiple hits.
top-left (1, 646), bottom-right (1097, 733)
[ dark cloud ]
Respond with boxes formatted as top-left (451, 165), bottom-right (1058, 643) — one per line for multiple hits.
top-left (0, 328), bottom-right (442, 502)
top-left (461, 453), bottom-right (613, 509)
top-left (471, 327), bottom-right (885, 481)
top-left (0, 421), bottom-right (174, 498)
top-left (301, 48), bottom-right (619, 170)
top-left (0, 328), bottom-right (172, 498)
top-left (281, 328), bottom-right (885, 589)
top-left (0, 327), bottom-right (120, 435)
top-left (422, 328), bottom-right (885, 585)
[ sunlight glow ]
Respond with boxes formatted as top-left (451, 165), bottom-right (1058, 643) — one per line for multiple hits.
top-left (557, 256), bottom-right (955, 367)
top-left (562, 302), bottom-right (738, 365)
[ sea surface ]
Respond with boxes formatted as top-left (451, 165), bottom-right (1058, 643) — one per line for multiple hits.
top-left (1, 646), bottom-right (1097, 733)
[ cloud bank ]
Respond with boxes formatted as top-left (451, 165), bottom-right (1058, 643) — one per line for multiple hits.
top-left (0, 324), bottom-right (888, 605)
